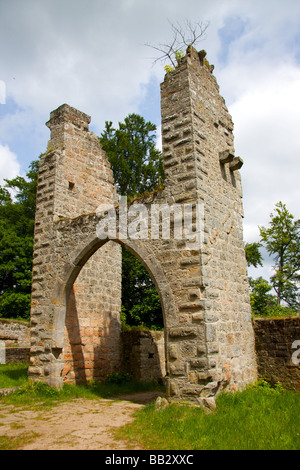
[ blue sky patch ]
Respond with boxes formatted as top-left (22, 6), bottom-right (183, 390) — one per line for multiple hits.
top-left (137, 75), bottom-right (161, 130)
top-left (218, 15), bottom-right (249, 65)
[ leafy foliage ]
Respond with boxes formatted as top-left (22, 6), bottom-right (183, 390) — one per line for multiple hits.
top-left (259, 201), bottom-right (300, 308)
top-left (246, 202), bottom-right (300, 317)
top-left (0, 161), bottom-right (38, 320)
top-left (249, 277), bottom-right (277, 317)
top-left (245, 242), bottom-right (263, 268)
top-left (121, 248), bottom-right (163, 329)
top-left (99, 113), bottom-right (164, 198)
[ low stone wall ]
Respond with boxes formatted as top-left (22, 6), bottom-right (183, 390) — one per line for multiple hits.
top-left (5, 348), bottom-right (30, 364)
top-left (253, 317), bottom-right (300, 391)
top-left (1, 317), bottom-right (299, 391)
top-left (121, 320), bottom-right (300, 390)
top-left (121, 329), bottom-right (166, 382)
top-left (0, 319), bottom-right (30, 347)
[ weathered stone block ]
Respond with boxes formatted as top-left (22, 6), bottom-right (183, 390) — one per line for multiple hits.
top-left (168, 327), bottom-right (198, 338)
top-left (189, 358), bottom-right (208, 369)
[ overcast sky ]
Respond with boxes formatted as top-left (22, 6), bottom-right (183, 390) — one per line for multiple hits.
top-left (0, 0), bottom-right (300, 281)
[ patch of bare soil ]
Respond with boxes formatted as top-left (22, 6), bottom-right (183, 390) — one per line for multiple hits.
top-left (0, 391), bottom-right (160, 450)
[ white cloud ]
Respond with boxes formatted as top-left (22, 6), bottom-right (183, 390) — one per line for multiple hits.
top-left (156, 125), bottom-right (162, 152)
top-left (0, 143), bottom-right (20, 185)
top-left (0, 0), bottom-right (166, 128)
top-left (205, 1), bottom-right (300, 258)
top-left (0, 81), bottom-right (5, 104)
top-left (1, 0), bottom-right (299, 133)
top-left (224, 57), bottom-right (300, 244)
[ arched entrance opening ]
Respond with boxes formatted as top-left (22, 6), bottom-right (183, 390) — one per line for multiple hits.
top-left (121, 247), bottom-right (164, 331)
top-left (58, 236), bottom-right (168, 386)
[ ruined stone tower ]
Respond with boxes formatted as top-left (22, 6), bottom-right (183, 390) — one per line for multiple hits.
top-left (158, 47), bottom-right (257, 401)
top-left (29, 46), bottom-right (257, 405)
top-left (29, 105), bottom-right (122, 386)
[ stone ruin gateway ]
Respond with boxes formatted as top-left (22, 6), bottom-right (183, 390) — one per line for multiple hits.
top-left (29, 46), bottom-right (258, 407)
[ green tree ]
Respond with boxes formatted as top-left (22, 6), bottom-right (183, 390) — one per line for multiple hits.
top-left (100, 113), bottom-right (164, 329)
top-left (99, 113), bottom-right (164, 198)
top-left (0, 161), bottom-right (39, 320)
top-left (245, 242), bottom-right (263, 268)
top-left (249, 277), bottom-right (277, 316)
top-left (121, 249), bottom-right (163, 329)
top-left (259, 202), bottom-right (300, 308)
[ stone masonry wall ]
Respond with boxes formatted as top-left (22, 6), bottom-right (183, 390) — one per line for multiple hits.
top-left (124, 319), bottom-right (299, 390)
top-left (253, 317), bottom-right (300, 391)
top-left (0, 319), bottom-right (30, 347)
top-left (5, 348), bottom-right (30, 364)
top-left (121, 329), bottom-right (166, 382)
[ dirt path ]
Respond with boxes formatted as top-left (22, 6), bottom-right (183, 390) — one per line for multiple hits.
top-left (0, 391), bottom-right (160, 450)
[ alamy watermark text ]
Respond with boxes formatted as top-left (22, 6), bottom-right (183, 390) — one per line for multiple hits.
top-left (96, 197), bottom-right (204, 250)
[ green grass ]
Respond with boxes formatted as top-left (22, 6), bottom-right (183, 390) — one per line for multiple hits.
top-left (0, 367), bottom-right (164, 407)
top-left (0, 433), bottom-right (40, 451)
top-left (116, 382), bottom-right (300, 450)
top-left (0, 363), bottom-right (29, 388)
top-left (1, 365), bottom-right (299, 450)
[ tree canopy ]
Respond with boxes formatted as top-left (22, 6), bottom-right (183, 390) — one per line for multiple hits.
top-left (0, 161), bottom-right (38, 320)
top-left (247, 202), bottom-right (300, 317)
top-left (259, 201), bottom-right (300, 309)
top-left (245, 242), bottom-right (263, 268)
top-left (99, 113), bottom-right (164, 198)
top-left (121, 249), bottom-right (163, 329)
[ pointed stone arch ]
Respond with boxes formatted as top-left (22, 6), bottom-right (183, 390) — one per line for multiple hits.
top-left (48, 234), bottom-right (174, 386)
